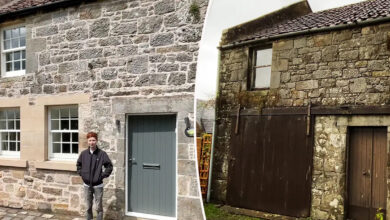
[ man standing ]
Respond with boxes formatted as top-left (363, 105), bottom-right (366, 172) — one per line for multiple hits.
top-left (77, 132), bottom-right (113, 220)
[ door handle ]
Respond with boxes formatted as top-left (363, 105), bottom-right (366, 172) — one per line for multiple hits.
top-left (362, 169), bottom-right (371, 176)
top-left (129, 158), bottom-right (136, 165)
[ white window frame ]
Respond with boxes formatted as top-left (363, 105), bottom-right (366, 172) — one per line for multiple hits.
top-left (0, 108), bottom-right (20, 158)
top-left (251, 47), bottom-right (272, 90)
top-left (48, 105), bottom-right (79, 161)
top-left (1, 25), bottom-right (26, 78)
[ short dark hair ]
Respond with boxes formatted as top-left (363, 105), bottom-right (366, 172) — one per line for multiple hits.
top-left (86, 132), bottom-right (98, 140)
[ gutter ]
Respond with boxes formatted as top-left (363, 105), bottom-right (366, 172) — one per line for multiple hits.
top-left (220, 14), bottom-right (390, 50)
top-left (0, 0), bottom-right (96, 22)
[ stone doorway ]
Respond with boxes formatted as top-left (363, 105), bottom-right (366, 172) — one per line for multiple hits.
top-left (311, 116), bottom-right (390, 220)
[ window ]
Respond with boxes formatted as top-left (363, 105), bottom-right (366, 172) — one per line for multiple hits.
top-left (250, 47), bottom-right (272, 89)
top-left (1, 26), bottom-right (26, 77)
top-left (48, 106), bottom-right (79, 160)
top-left (0, 108), bottom-right (20, 157)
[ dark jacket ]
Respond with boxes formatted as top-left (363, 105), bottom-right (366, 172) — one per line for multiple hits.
top-left (76, 147), bottom-right (113, 187)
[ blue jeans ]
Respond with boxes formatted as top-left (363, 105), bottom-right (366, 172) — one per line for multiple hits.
top-left (84, 186), bottom-right (103, 220)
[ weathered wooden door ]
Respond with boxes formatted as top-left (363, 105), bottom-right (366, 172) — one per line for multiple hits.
top-left (227, 115), bottom-right (313, 217)
top-left (347, 127), bottom-right (387, 220)
top-left (127, 115), bottom-right (176, 218)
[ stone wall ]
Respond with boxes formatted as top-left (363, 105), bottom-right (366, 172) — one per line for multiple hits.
top-left (0, 168), bottom-right (84, 214)
top-left (312, 116), bottom-right (390, 220)
top-left (0, 0), bottom-right (209, 219)
top-left (213, 21), bottom-right (390, 217)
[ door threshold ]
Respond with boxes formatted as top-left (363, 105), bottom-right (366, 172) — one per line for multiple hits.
top-left (126, 212), bottom-right (176, 220)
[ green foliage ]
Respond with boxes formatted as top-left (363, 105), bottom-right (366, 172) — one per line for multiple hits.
top-left (375, 208), bottom-right (384, 220)
top-left (189, 2), bottom-right (200, 21)
top-left (204, 203), bottom-right (263, 220)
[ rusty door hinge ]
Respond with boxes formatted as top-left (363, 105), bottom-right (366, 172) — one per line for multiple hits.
top-left (306, 102), bottom-right (311, 136)
top-left (235, 104), bottom-right (241, 135)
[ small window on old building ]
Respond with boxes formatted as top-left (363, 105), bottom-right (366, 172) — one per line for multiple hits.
top-left (0, 108), bottom-right (20, 158)
top-left (48, 106), bottom-right (79, 160)
top-left (1, 26), bottom-right (26, 78)
top-left (251, 47), bottom-right (272, 89)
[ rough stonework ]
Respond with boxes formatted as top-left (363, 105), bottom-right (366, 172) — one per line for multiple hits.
top-left (312, 116), bottom-right (390, 220)
top-left (0, 0), bottom-right (209, 219)
top-left (213, 21), bottom-right (390, 219)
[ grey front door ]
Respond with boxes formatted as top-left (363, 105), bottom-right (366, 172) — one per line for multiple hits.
top-left (127, 115), bottom-right (176, 217)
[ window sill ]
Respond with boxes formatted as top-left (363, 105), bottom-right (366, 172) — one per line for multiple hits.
top-left (0, 158), bottom-right (27, 168)
top-left (35, 160), bottom-right (76, 172)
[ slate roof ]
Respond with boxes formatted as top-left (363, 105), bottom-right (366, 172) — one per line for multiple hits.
top-left (230, 0), bottom-right (390, 45)
top-left (0, 0), bottom-right (73, 16)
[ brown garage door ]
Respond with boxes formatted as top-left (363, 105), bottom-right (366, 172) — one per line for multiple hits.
top-left (347, 127), bottom-right (387, 220)
top-left (227, 115), bottom-right (314, 217)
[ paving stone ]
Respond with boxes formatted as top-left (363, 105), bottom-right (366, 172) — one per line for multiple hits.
top-left (42, 213), bottom-right (54, 218)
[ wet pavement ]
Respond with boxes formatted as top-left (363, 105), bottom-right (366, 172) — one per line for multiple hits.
top-left (0, 206), bottom-right (84, 220)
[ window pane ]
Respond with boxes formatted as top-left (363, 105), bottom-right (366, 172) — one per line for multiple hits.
top-left (20, 27), bottom-right (26, 37)
top-left (256, 48), bottom-right (272, 66)
top-left (7, 120), bottom-right (14, 130)
top-left (4, 30), bottom-right (11, 39)
top-left (7, 110), bottom-right (15, 119)
top-left (53, 133), bottom-right (61, 142)
top-left (0, 111), bottom-right (6, 120)
top-left (9, 132), bottom-right (16, 141)
top-left (16, 132), bottom-right (20, 141)
top-left (51, 120), bottom-right (59, 130)
top-left (20, 37), bottom-right (25, 47)
top-left (0, 120), bottom-right (6, 129)
top-left (51, 109), bottom-right (59, 119)
top-left (6, 62), bottom-right (12, 72)
top-left (254, 66), bottom-right (271, 89)
top-left (9, 142), bottom-right (16, 151)
top-left (2, 142), bottom-right (8, 151)
top-left (22, 60), bottom-right (26, 70)
top-left (70, 120), bottom-right (78, 130)
top-left (53, 143), bottom-right (61, 153)
top-left (17, 142), bottom-right (20, 151)
top-left (14, 61), bottom-right (21, 71)
top-left (15, 110), bottom-right (20, 119)
top-left (15, 120), bottom-right (20, 130)
top-left (63, 133), bottom-right (70, 142)
top-left (72, 144), bottom-right (78, 154)
top-left (70, 108), bottom-right (78, 119)
top-left (6, 53), bottom-right (12, 62)
top-left (11, 38), bottom-right (19, 48)
top-left (4, 40), bottom-right (10, 50)
top-left (1, 132), bottom-right (8, 141)
top-left (72, 133), bottom-right (78, 142)
top-left (61, 120), bottom-right (69, 130)
top-left (60, 108), bottom-right (69, 119)
top-left (21, 50), bottom-right (25, 59)
top-left (11, 28), bottom-right (19, 38)
top-left (63, 143), bottom-right (70, 153)
top-left (14, 51), bottom-right (20, 60)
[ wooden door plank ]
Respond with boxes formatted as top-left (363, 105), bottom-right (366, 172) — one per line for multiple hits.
top-left (372, 127), bottom-right (387, 210)
top-left (348, 127), bottom-right (371, 219)
top-left (227, 115), bottom-right (313, 217)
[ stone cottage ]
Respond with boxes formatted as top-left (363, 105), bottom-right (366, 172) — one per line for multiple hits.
top-left (212, 0), bottom-right (390, 219)
top-left (0, 0), bottom-right (208, 219)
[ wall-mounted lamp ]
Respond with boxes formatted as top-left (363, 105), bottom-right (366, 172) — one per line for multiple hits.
top-left (184, 117), bottom-right (194, 137)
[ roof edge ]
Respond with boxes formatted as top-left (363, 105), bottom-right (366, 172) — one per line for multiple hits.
top-left (220, 0), bottom-right (312, 46)
top-left (0, 0), bottom-right (97, 22)
top-left (220, 14), bottom-right (390, 50)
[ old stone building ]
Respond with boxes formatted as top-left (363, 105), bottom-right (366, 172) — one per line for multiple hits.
top-left (0, 0), bottom-right (208, 219)
top-left (212, 0), bottom-right (390, 219)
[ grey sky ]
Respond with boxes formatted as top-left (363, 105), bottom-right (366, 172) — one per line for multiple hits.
top-left (195, 0), bottom-right (367, 100)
